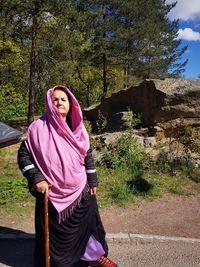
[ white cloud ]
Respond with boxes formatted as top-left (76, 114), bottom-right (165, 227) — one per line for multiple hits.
top-left (166, 0), bottom-right (200, 21)
top-left (177, 28), bottom-right (200, 41)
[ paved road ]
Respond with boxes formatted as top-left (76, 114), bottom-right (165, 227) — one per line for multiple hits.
top-left (0, 234), bottom-right (200, 267)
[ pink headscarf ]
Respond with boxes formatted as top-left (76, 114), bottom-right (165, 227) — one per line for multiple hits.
top-left (25, 86), bottom-right (90, 221)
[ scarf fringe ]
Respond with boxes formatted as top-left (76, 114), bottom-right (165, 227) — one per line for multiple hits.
top-left (58, 183), bottom-right (90, 223)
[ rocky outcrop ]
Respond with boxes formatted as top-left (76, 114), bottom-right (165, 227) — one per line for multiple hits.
top-left (83, 78), bottom-right (200, 132)
top-left (106, 111), bottom-right (133, 132)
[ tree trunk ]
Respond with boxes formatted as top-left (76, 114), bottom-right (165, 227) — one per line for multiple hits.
top-left (124, 63), bottom-right (129, 88)
top-left (27, 8), bottom-right (38, 125)
top-left (102, 53), bottom-right (107, 99)
top-left (123, 40), bottom-right (130, 88)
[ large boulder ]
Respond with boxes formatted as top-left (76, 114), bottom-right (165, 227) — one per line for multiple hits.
top-left (83, 78), bottom-right (200, 132)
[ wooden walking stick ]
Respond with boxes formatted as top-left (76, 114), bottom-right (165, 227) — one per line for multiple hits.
top-left (44, 191), bottom-right (50, 267)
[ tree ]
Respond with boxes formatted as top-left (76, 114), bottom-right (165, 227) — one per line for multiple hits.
top-left (0, 0), bottom-right (189, 121)
top-left (0, 3), bottom-right (29, 119)
top-left (111, 0), bottom-right (188, 86)
top-left (71, 1), bottom-right (120, 99)
top-left (1, 0), bottom-right (72, 123)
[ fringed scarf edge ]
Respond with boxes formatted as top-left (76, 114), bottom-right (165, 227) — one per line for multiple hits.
top-left (58, 183), bottom-right (90, 223)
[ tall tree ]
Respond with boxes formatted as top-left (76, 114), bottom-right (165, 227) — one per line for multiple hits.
top-left (0, 0), bottom-right (189, 121)
top-left (72, 1), bottom-right (119, 99)
top-left (1, 0), bottom-right (72, 122)
top-left (111, 0), bottom-right (188, 86)
top-left (0, 1), bottom-right (29, 120)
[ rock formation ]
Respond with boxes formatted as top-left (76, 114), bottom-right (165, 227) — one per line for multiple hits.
top-left (83, 78), bottom-right (200, 133)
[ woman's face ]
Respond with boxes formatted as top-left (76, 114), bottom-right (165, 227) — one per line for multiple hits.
top-left (52, 90), bottom-right (70, 119)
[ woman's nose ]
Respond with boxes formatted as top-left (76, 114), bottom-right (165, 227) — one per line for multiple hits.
top-left (57, 98), bottom-right (62, 105)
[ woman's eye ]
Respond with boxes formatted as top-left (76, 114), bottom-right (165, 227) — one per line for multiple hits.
top-left (53, 98), bottom-right (67, 101)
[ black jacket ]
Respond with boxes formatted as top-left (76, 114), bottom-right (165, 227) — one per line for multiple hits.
top-left (18, 141), bottom-right (98, 194)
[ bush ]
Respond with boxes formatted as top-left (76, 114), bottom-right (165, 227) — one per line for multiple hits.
top-left (0, 84), bottom-right (28, 121)
top-left (102, 130), bottom-right (148, 173)
top-left (99, 130), bottom-right (153, 205)
top-left (155, 150), bottom-right (172, 173)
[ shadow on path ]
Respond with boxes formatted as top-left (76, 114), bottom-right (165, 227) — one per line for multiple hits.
top-left (0, 227), bottom-right (88, 267)
top-left (0, 226), bottom-right (34, 267)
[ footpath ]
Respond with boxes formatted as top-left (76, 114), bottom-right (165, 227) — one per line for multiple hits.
top-left (1, 194), bottom-right (200, 266)
top-left (0, 232), bottom-right (200, 267)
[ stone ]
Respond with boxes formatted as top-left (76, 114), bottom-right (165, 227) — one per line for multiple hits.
top-left (83, 78), bottom-right (200, 132)
top-left (106, 111), bottom-right (133, 132)
top-left (143, 137), bottom-right (157, 148)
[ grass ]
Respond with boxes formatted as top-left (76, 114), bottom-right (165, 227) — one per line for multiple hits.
top-left (0, 144), bottom-right (34, 216)
top-left (96, 165), bottom-right (199, 208)
top-left (0, 143), bottom-right (200, 216)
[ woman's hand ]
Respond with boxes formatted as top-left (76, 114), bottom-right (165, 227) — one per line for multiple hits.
top-left (90, 187), bottom-right (97, 195)
top-left (34, 181), bottom-right (50, 194)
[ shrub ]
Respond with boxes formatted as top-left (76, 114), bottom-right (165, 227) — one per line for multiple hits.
top-left (96, 110), bottom-right (107, 134)
top-left (84, 119), bottom-right (97, 149)
top-left (0, 84), bottom-right (28, 121)
top-left (102, 130), bottom-right (148, 173)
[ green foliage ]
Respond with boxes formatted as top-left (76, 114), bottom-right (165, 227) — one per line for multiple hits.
top-left (84, 119), bottom-right (97, 149)
top-left (0, 137), bottom-right (199, 217)
top-left (84, 119), bottom-right (93, 135)
top-left (168, 180), bottom-right (190, 196)
top-left (97, 125), bottom-right (200, 206)
top-left (110, 183), bottom-right (132, 206)
top-left (96, 163), bottom-right (195, 208)
top-left (0, 39), bottom-right (22, 70)
top-left (0, 177), bottom-right (34, 215)
top-left (102, 130), bottom-right (147, 172)
top-left (99, 130), bottom-right (156, 205)
top-left (1, 0), bottom-right (188, 119)
top-left (0, 144), bottom-right (34, 215)
top-left (178, 124), bottom-right (200, 155)
top-left (111, 0), bottom-right (187, 81)
top-left (189, 169), bottom-right (200, 183)
top-left (0, 37), bottom-right (29, 92)
top-left (131, 113), bottom-right (142, 129)
top-left (116, 134), bottom-right (144, 171)
top-left (158, 121), bottom-right (200, 177)
top-left (96, 110), bottom-right (107, 134)
top-left (0, 84), bottom-right (28, 121)
top-left (154, 149), bottom-right (172, 173)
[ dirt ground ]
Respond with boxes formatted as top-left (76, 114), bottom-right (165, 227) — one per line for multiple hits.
top-left (1, 193), bottom-right (200, 239)
top-left (100, 193), bottom-right (200, 238)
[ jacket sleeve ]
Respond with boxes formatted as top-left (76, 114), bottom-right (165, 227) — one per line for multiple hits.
top-left (84, 148), bottom-right (98, 188)
top-left (17, 141), bottom-right (45, 190)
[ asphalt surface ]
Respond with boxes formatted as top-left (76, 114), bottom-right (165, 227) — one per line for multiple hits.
top-left (0, 233), bottom-right (200, 267)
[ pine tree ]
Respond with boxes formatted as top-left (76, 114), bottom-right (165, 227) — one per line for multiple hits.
top-left (111, 0), bottom-right (188, 85)
top-left (0, 0), bottom-right (189, 120)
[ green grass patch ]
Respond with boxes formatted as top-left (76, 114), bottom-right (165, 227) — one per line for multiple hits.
top-left (0, 142), bottom-right (199, 217)
top-left (96, 166), bottom-right (198, 207)
top-left (0, 178), bottom-right (34, 213)
top-left (0, 144), bottom-right (34, 216)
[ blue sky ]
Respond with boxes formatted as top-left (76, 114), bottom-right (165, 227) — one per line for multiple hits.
top-left (166, 0), bottom-right (200, 79)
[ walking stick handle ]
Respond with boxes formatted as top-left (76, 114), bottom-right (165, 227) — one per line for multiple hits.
top-left (44, 191), bottom-right (50, 267)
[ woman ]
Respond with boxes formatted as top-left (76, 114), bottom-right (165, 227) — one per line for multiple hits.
top-left (18, 86), bottom-right (117, 267)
